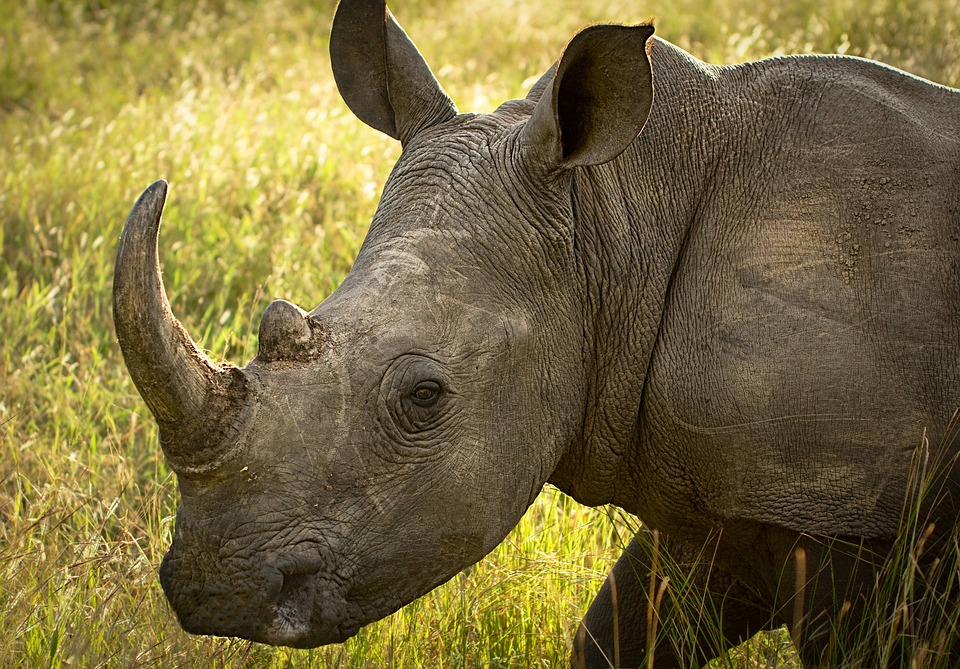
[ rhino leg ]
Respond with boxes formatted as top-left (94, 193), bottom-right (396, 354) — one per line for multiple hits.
top-left (572, 530), bottom-right (774, 669)
top-left (774, 531), bottom-right (960, 669)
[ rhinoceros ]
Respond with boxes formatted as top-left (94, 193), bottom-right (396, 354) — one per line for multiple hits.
top-left (113, 0), bottom-right (960, 666)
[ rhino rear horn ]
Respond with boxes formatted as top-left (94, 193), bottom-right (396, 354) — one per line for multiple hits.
top-left (330, 0), bottom-right (457, 144)
top-left (113, 181), bottom-right (240, 441)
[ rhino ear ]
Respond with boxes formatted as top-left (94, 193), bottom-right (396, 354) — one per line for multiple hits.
top-left (524, 64), bottom-right (557, 103)
top-left (521, 24), bottom-right (655, 169)
top-left (330, 0), bottom-right (457, 144)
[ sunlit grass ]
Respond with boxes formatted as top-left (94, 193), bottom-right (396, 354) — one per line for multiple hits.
top-left (1, 0), bottom-right (957, 665)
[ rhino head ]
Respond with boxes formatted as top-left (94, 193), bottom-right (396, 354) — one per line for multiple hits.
top-left (114, 0), bottom-right (654, 647)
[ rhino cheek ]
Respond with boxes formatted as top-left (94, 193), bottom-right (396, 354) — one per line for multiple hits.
top-left (339, 511), bottom-right (487, 620)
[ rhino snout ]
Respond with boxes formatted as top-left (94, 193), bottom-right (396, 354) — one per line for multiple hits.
top-left (159, 551), bottom-right (353, 648)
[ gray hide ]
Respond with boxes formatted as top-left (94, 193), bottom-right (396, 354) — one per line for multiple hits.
top-left (113, 0), bottom-right (960, 666)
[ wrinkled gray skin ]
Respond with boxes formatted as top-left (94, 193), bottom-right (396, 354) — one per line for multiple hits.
top-left (113, 0), bottom-right (960, 666)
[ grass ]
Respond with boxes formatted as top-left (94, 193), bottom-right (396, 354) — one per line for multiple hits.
top-left (0, 0), bottom-right (957, 666)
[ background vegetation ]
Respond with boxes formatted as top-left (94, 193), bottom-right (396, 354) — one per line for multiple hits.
top-left (1, 0), bottom-right (957, 666)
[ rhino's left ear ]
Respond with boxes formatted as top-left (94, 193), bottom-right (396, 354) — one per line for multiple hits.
top-left (330, 0), bottom-right (457, 145)
top-left (521, 24), bottom-right (655, 169)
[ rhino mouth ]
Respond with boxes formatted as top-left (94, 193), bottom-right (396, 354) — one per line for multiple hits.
top-left (260, 569), bottom-right (361, 648)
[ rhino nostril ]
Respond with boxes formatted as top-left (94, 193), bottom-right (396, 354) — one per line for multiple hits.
top-left (278, 572), bottom-right (312, 602)
top-left (273, 562), bottom-right (321, 616)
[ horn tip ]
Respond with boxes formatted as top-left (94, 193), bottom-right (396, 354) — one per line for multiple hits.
top-left (133, 178), bottom-right (168, 209)
top-left (124, 179), bottom-right (169, 235)
top-left (143, 178), bottom-right (168, 202)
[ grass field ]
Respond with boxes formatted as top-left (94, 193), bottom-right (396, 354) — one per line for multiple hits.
top-left (1, 0), bottom-right (958, 666)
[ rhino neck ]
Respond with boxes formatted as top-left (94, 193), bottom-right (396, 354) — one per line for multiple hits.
top-left (547, 38), bottom-right (726, 511)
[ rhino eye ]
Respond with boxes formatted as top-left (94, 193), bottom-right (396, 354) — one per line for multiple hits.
top-left (379, 355), bottom-right (454, 440)
top-left (411, 381), bottom-right (441, 407)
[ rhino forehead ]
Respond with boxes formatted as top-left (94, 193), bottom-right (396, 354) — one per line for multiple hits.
top-left (377, 124), bottom-right (528, 209)
top-left (369, 145), bottom-right (578, 299)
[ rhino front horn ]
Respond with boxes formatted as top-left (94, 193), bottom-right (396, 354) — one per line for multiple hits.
top-left (113, 181), bottom-right (247, 461)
